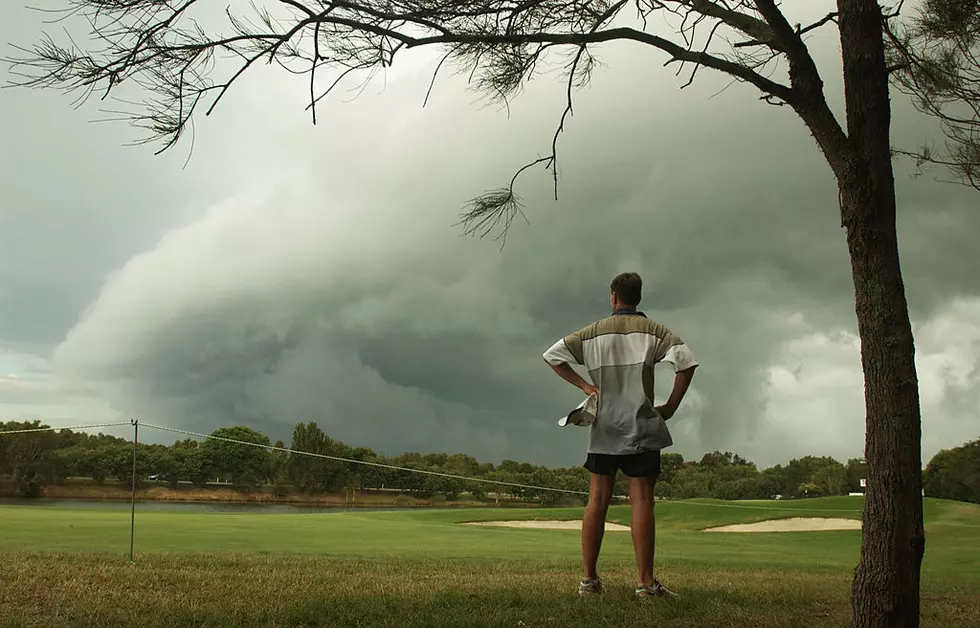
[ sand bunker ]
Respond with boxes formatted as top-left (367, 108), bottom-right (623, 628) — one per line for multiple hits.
top-left (463, 520), bottom-right (631, 531)
top-left (464, 517), bottom-right (860, 533)
top-left (704, 517), bottom-right (862, 532)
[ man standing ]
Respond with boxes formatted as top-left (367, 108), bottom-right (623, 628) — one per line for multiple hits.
top-left (543, 272), bottom-right (698, 599)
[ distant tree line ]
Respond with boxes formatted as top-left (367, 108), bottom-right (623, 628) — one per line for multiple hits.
top-left (1, 420), bottom-right (976, 505)
top-left (0, 420), bottom-right (589, 502)
top-left (922, 438), bottom-right (980, 506)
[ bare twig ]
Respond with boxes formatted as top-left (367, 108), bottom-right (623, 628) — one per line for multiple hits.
top-left (798, 12), bottom-right (838, 37)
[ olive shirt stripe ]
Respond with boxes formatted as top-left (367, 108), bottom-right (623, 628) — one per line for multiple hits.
top-left (543, 310), bottom-right (698, 455)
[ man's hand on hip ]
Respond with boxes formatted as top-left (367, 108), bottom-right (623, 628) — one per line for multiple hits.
top-left (657, 366), bottom-right (697, 421)
top-left (548, 361), bottom-right (599, 398)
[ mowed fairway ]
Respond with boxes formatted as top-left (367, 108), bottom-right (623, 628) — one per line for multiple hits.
top-left (1, 497), bottom-right (978, 627)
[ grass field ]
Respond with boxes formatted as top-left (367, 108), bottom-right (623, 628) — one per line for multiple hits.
top-left (1, 496), bottom-right (978, 627)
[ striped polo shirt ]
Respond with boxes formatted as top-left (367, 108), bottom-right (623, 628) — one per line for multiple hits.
top-left (543, 309), bottom-right (699, 455)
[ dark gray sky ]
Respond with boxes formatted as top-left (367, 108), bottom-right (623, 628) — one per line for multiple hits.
top-left (2, 1), bottom-right (977, 468)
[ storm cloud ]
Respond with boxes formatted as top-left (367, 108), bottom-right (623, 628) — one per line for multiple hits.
top-left (2, 1), bottom-right (978, 468)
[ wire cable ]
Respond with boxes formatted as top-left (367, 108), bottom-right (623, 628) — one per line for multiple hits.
top-left (141, 423), bottom-right (588, 496)
top-left (0, 421), bottom-right (133, 436)
top-left (0, 421), bottom-right (869, 510)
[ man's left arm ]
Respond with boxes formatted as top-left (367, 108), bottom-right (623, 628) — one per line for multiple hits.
top-left (656, 366), bottom-right (697, 419)
top-left (653, 333), bottom-right (699, 419)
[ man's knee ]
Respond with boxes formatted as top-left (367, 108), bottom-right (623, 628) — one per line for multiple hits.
top-left (589, 490), bottom-right (613, 509)
top-left (588, 474), bottom-right (615, 508)
top-left (628, 475), bottom-right (657, 504)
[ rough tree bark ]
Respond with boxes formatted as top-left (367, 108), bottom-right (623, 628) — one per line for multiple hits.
top-left (838, 3), bottom-right (926, 627)
top-left (764, 2), bottom-right (927, 625)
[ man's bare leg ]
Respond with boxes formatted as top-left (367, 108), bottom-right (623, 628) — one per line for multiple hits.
top-left (628, 474), bottom-right (657, 587)
top-left (582, 472), bottom-right (615, 581)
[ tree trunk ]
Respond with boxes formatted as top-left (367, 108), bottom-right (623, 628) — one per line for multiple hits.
top-left (840, 176), bottom-right (925, 628)
top-left (835, 2), bottom-right (926, 627)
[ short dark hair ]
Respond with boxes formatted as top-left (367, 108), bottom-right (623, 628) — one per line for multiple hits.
top-left (610, 272), bottom-right (642, 306)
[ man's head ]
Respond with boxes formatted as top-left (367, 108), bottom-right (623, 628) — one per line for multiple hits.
top-left (610, 272), bottom-right (642, 311)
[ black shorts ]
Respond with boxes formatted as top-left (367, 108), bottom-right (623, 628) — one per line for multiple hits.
top-left (584, 450), bottom-right (661, 478)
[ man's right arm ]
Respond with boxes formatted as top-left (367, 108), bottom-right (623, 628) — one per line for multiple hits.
top-left (543, 333), bottom-right (598, 396)
top-left (548, 362), bottom-right (598, 397)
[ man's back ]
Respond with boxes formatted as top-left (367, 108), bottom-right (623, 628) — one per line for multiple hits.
top-left (543, 309), bottom-right (698, 455)
top-left (543, 272), bottom-right (698, 599)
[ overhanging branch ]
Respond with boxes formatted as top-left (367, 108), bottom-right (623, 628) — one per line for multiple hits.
top-left (686, 0), bottom-right (780, 50)
top-left (407, 27), bottom-right (791, 100)
top-left (5, 0), bottom-right (802, 243)
top-left (751, 0), bottom-right (849, 165)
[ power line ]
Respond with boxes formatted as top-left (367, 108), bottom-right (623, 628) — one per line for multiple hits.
top-left (0, 421), bottom-right (132, 436)
top-left (141, 423), bottom-right (588, 496)
top-left (0, 419), bottom-right (587, 497)
top-left (0, 421), bottom-right (870, 511)
top-left (0, 418), bottom-right (879, 568)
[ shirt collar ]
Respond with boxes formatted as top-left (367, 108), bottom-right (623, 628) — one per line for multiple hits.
top-left (613, 308), bottom-right (646, 318)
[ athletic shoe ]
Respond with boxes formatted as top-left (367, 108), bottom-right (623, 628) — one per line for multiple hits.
top-left (635, 579), bottom-right (678, 599)
top-left (578, 578), bottom-right (602, 596)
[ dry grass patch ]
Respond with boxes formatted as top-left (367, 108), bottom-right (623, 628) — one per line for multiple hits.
top-left (0, 553), bottom-right (913, 628)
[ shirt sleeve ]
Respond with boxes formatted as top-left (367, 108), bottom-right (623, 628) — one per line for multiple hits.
top-left (543, 329), bottom-right (585, 366)
top-left (652, 330), bottom-right (699, 372)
